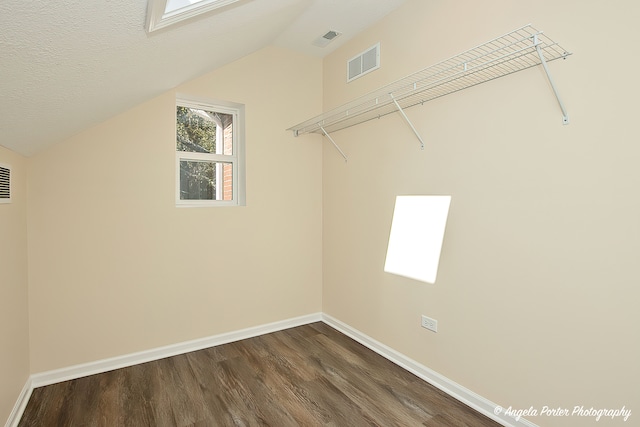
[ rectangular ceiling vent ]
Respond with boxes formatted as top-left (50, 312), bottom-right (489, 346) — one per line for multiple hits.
top-left (0, 164), bottom-right (10, 204)
top-left (312, 30), bottom-right (342, 48)
top-left (347, 43), bottom-right (380, 82)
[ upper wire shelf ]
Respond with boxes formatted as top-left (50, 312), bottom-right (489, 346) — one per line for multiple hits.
top-left (288, 25), bottom-right (571, 138)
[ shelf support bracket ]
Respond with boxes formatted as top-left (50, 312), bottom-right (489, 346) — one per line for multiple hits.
top-left (390, 93), bottom-right (425, 149)
top-left (319, 125), bottom-right (348, 162)
top-left (534, 36), bottom-right (569, 125)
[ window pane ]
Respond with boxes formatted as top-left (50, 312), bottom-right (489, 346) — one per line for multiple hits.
top-left (165, 0), bottom-right (205, 14)
top-left (176, 106), bottom-right (233, 155)
top-left (164, 0), bottom-right (239, 15)
top-left (179, 160), bottom-right (233, 201)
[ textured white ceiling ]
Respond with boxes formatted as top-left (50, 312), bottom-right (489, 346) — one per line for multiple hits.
top-left (0, 0), bottom-right (408, 156)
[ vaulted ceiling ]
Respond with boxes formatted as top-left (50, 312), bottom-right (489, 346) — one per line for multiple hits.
top-left (0, 0), bottom-right (408, 156)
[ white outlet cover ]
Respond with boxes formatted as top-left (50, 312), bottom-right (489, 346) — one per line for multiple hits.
top-left (384, 195), bottom-right (451, 284)
top-left (421, 315), bottom-right (438, 332)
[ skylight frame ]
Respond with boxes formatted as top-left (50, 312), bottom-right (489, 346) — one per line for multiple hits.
top-left (146, 0), bottom-right (241, 33)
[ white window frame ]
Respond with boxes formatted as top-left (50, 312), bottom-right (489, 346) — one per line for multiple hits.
top-left (175, 96), bottom-right (245, 207)
top-left (146, 0), bottom-right (241, 33)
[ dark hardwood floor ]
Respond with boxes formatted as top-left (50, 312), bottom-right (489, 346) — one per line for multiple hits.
top-left (19, 322), bottom-right (501, 426)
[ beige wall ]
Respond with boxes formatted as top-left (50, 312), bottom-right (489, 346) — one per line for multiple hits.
top-left (10, 2), bottom-right (640, 424)
top-left (27, 46), bottom-right (323, 372)
top-left (322, 1), bottom-right (639, 426)
top-left (0, 146), bottom-right (29, 424)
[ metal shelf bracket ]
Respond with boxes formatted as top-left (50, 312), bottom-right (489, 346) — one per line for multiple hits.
top-left (319, 125), bottom-right (348, 162)
top-left (533, 34), bottom-right (570, 125)
top-left (390, 93), bottom-right (425, 150)
top-left (287, 25), bottom-right (572, 149)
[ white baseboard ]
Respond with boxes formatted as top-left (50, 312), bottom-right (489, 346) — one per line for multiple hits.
top-left (30, 312), bottom-right (322, 389)
top-left (9, 312), bottom-right (536, 427)
top-left (4, 378), bottom-right (33, 427)
top-left (321, 313), bottom-right (538, 427)
top-left (7, 313), bottom-right (321, 427)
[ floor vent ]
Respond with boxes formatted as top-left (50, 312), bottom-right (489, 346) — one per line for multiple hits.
top-left (347, 43), bottom-right (380, 82)
top-left (0, 164), bottom-right (11, 203)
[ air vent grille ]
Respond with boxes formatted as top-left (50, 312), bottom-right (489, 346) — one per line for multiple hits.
top-left (347, 43), bottom-right (380, 82)
top-left (0, 164), bottom-right (10, 203)
top-left (312, 29), bottom-right (342, 48)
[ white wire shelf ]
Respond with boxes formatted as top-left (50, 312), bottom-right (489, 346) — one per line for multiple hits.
top-left (288, 25), bottom-right (571, 143)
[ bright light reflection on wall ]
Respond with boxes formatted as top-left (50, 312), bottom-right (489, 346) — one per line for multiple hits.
top-left (384, 195), bottom-right (452, 284)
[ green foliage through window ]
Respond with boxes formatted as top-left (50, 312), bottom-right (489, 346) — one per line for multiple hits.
top-left (176, 106), bottom-right (217, 153)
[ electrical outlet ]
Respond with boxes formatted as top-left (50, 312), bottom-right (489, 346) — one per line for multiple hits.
top-left (421, 315), bottom-right (438, 332)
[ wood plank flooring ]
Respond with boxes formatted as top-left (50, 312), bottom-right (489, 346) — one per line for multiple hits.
top-left (19, 322), bottom-right (501, 426)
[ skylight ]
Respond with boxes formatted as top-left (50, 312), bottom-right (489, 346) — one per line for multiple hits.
top-left (165, 0), bottom-right (206, 14)
top-left (146, 0), bottom-right (241, 33)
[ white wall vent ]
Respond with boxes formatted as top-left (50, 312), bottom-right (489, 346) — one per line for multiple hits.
top-left (0, 164), bottom-right (10, 204)
top-left (347, 43), bottom-right (380, 82)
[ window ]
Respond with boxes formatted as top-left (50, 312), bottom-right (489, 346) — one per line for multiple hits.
top-left (146, 0), bottom-right (241, 33)
top-left (175, 97), bottom-right (245, 207)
